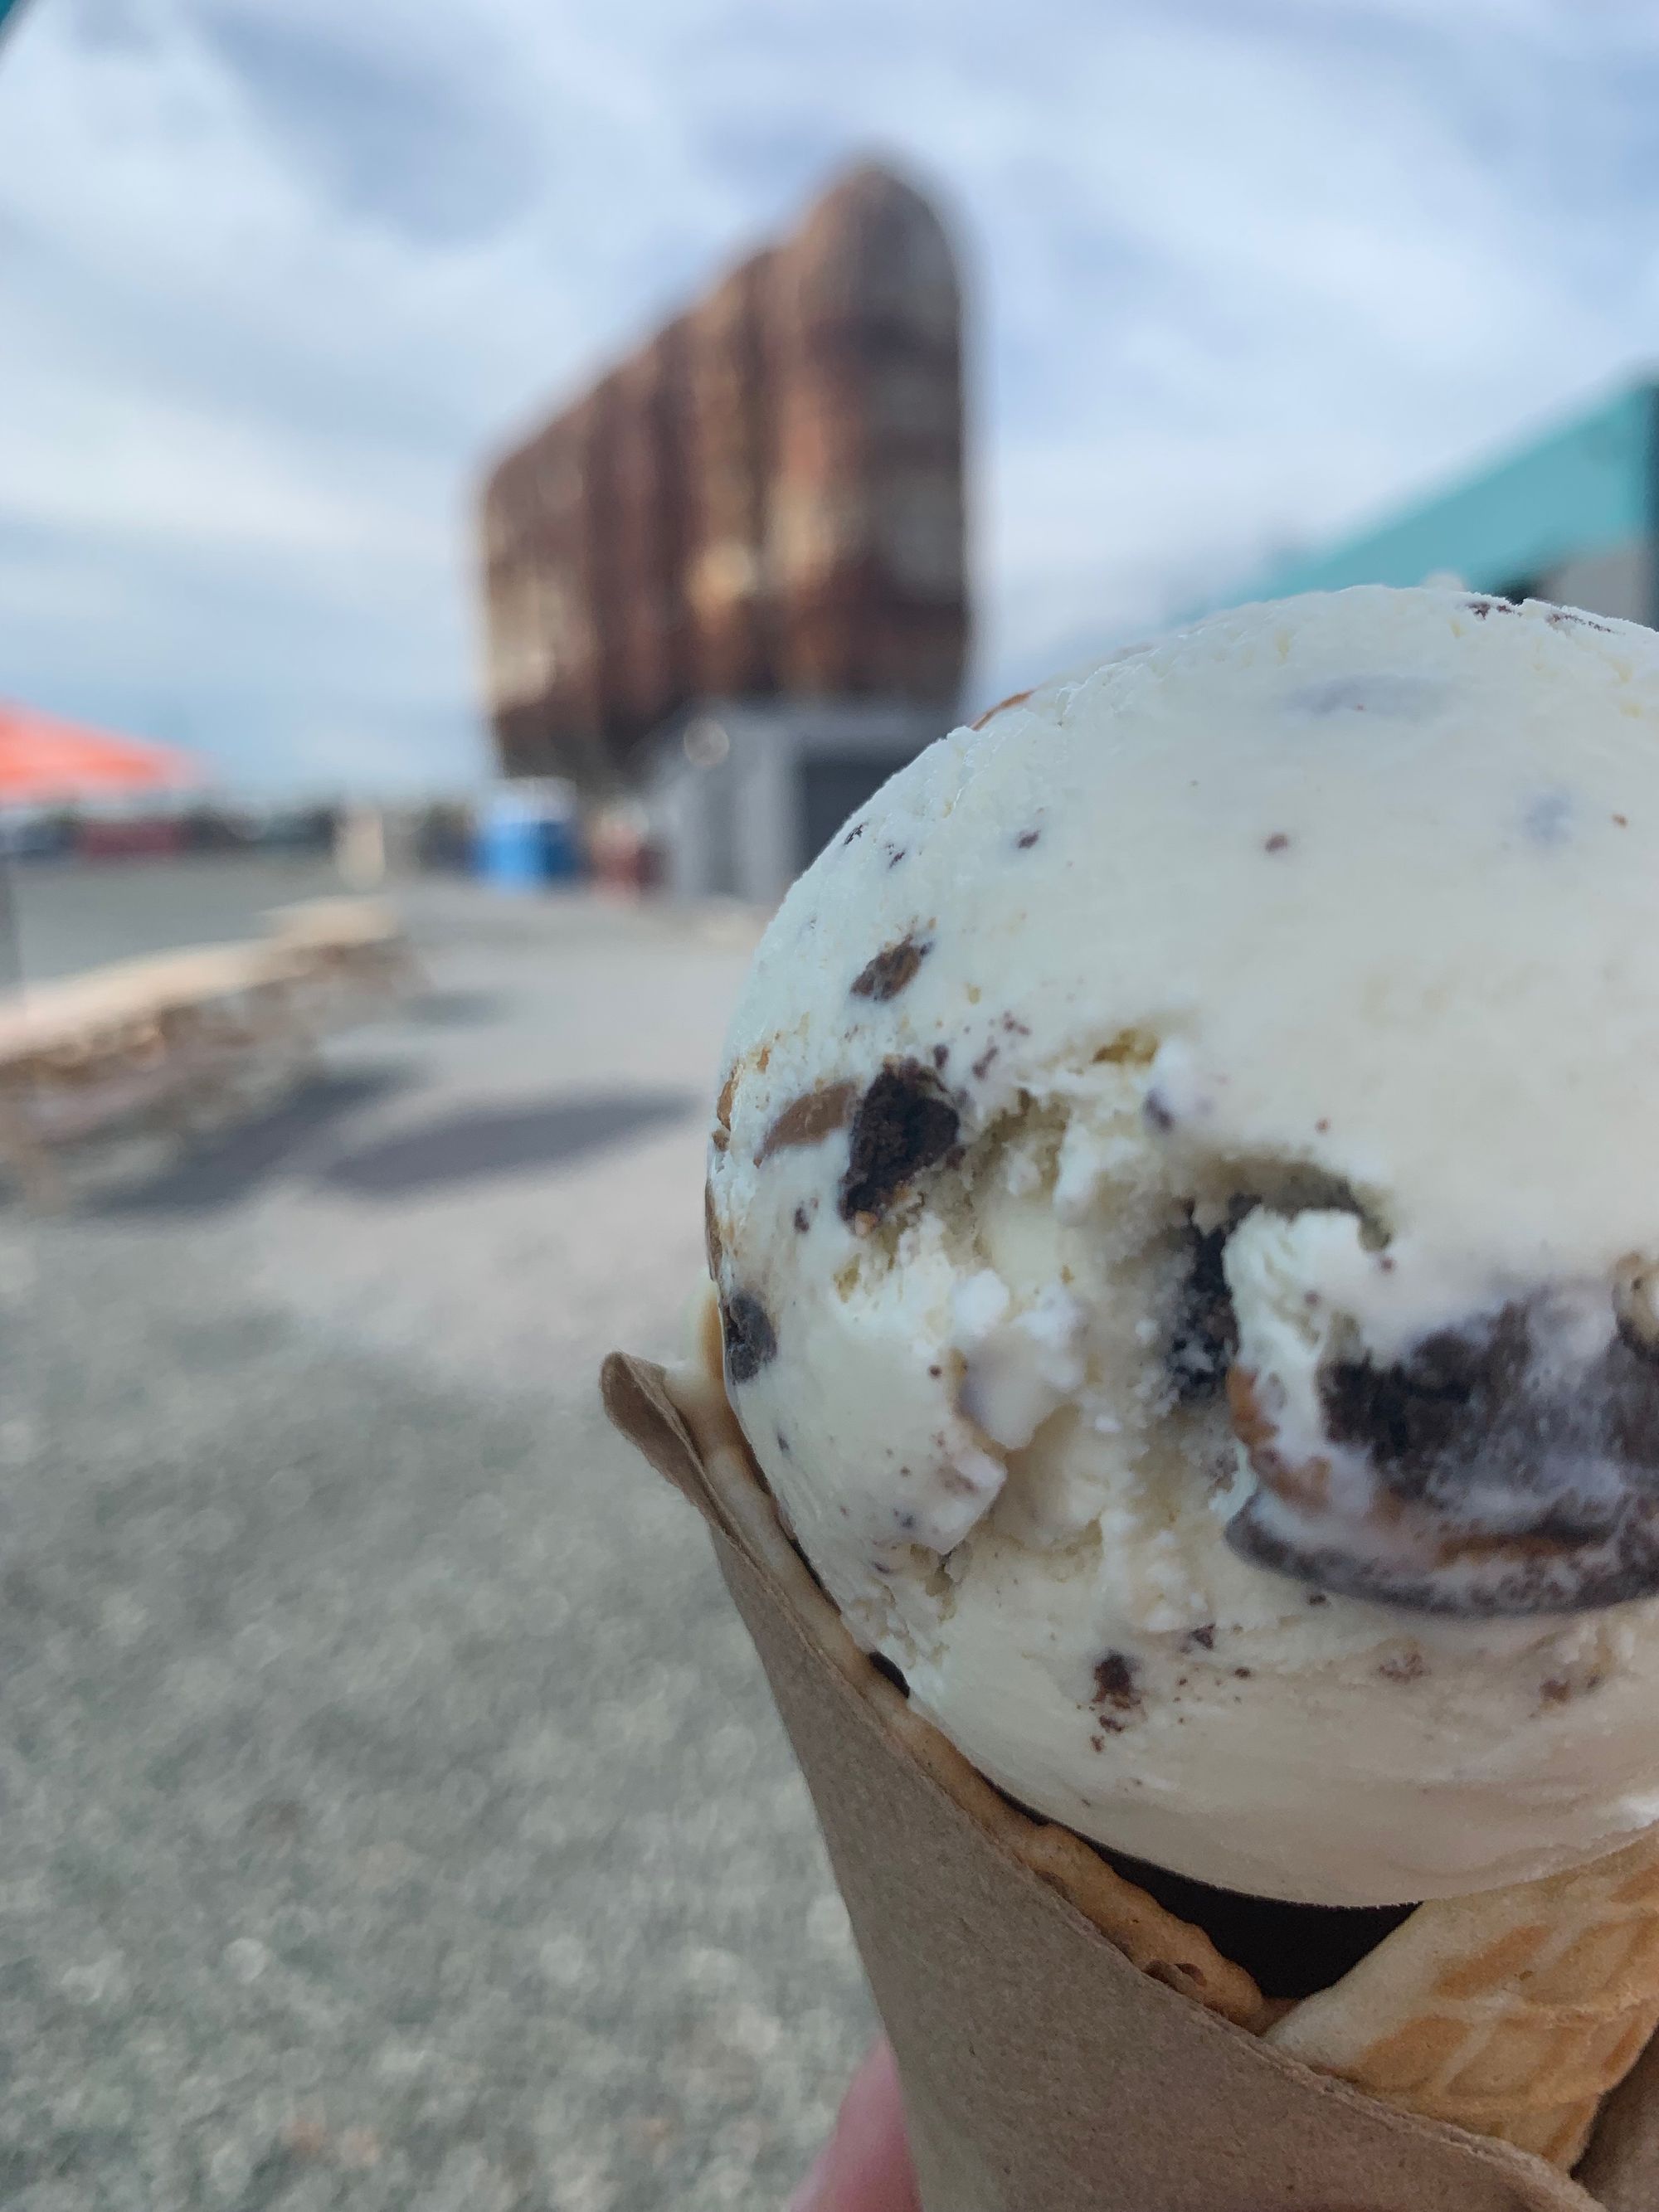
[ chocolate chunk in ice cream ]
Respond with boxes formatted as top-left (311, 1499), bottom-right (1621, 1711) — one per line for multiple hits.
top-left (721, 1291), bottom-right (777, 1384)
top-left (1225, 1288), bottom-right (1659, 1614)
top-left (1167, 1216), bottom-right (1242, 1403)
top-left (838, 1060), bottom-right (960, 1224)
top-left (1093, 1650), bottom-right (1141, 1715)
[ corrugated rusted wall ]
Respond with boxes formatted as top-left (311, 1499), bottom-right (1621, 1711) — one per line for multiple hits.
top-left (768, 165), bottom-right (966, 700)
top-left (684, 250), bottom-right (776, 706)
top-left (610, 321), bottom-right (692, 775)
top-left (480, 394), bottom-right (611, 788)
top-left (478, 163), bottom-right (967, 791)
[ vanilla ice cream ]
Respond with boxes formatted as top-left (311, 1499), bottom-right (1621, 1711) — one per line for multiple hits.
top-left (703, 584), bottom-right (1659, 1906)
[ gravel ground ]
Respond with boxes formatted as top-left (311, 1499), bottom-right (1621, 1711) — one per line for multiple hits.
top-left (2, 862), bottom-right (870, 2210)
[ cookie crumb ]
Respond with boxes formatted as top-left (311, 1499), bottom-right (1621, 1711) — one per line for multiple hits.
top-left (1541, 1669), bottom-right (1607, 1706)
top-left (852, 936), bottom-right (931, 1002)
top-left (757, 1082), bottom-right (858, 1164)
top-left (971, 686), bottom-right (1034, 730)
top-left (704, 1183), bottom-right (723, 1276)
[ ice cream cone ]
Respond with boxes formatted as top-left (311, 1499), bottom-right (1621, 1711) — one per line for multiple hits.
top-left (603, 1326), bottom-right (1659, 2209)
top-left (1269, 1830), bottom-right (1659, 2170)
top-left (649, 1300), bottom-right (1659, 2173)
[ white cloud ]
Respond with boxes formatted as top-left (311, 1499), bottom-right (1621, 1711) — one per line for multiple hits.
top-left (1, 0), bottom-right (1658, 788)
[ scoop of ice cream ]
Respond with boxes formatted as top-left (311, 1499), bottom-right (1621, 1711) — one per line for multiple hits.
top-left (704, 584), bottom-right (1659, 1905)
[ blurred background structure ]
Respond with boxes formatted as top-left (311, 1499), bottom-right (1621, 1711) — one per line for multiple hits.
top-left (480, 164), bottom-right (967, 786)
top-left (479, 163), bottom-right (967, 897)
top-left (1235, 378), bottom-right (1659, 627)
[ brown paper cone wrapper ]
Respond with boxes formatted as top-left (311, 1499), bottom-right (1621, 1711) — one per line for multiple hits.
top-left (602, 1347), bottom-right (1659, 2210)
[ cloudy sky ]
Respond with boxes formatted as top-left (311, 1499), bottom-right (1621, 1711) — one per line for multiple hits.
top-left (2, 0), bottom-right (1659, 794)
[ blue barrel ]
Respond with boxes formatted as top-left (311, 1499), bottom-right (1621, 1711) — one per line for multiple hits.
top-left (474, 783), bottom-right (582, 891)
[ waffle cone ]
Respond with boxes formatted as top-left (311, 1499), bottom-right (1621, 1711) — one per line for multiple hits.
top-left (1268, 1830), bottom-right (1659, 2168)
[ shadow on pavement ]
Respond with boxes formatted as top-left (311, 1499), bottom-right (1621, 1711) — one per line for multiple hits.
top-left (404, 989), bottom-right (510, 1028)
top-left (96, 1067), bottom-right (415, 1215)
top-left (318, 1089), bottom-right (698, 1196)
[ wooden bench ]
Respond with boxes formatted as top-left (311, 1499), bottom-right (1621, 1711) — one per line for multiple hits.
top-left (0, 905), bottom-right (411, 1201)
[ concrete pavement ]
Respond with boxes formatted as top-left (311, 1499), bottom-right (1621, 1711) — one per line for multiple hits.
top-left (3, 862), bottom-right (871, 2210)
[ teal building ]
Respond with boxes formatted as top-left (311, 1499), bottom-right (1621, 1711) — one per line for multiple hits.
top-left (1233, 380), bottom-right (1659, 627)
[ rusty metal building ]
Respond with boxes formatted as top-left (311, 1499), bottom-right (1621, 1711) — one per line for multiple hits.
top-left (478, 163), bottom-right (968, 795)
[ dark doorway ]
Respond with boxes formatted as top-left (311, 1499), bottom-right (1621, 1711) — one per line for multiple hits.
top-left (800, 756), bottom-right (902, 869)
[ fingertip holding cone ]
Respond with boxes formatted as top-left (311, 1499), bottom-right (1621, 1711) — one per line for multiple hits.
top-left (601, 1308), bottom-right (1659, 2210)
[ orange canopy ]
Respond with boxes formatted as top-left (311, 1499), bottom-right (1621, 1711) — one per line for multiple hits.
top-left (0, 702), bottom-right (202, 807)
